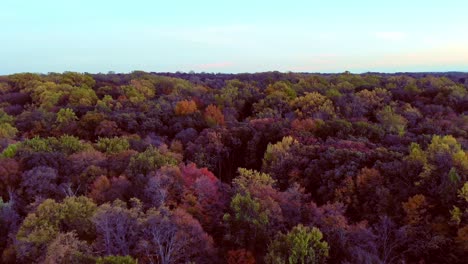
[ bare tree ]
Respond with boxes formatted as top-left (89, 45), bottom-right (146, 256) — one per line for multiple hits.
top-left (138, 208), bottom-right (215, 264)
top-left (374, 216), bottom-right (406, 264)
top-left (92, 200), bottom-right (140, 256)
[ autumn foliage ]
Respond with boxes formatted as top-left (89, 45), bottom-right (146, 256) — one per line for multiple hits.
top-left (0, 71), bottom-right (467, 263)
top-left (204, 104), bottom-right (225, 126)
top-left (175, 99), bottom-right (197, 115)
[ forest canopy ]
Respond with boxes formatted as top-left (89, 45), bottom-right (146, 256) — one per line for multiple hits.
top-left (0, 71), bottom-right (467, 263)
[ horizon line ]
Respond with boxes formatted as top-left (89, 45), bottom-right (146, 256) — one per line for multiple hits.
top-left (2, 70), bottom-right (468, 76)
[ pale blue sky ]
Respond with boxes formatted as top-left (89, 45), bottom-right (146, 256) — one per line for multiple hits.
top-left (2, 0), bottom-right (468, 74)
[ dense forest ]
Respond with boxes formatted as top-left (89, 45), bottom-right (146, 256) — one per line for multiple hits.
top-left (0, 71), bottom-right (467, 264)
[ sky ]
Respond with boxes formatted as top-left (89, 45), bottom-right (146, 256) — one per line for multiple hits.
top-left (2, 0), bottom-right (468, 74)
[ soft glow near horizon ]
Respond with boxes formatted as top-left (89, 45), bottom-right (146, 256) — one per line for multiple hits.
top-left (2, 0), bottom-right (468, 74)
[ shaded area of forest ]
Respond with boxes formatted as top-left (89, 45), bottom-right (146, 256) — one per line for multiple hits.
top-left (0, 71), bottom-right (467, 263)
